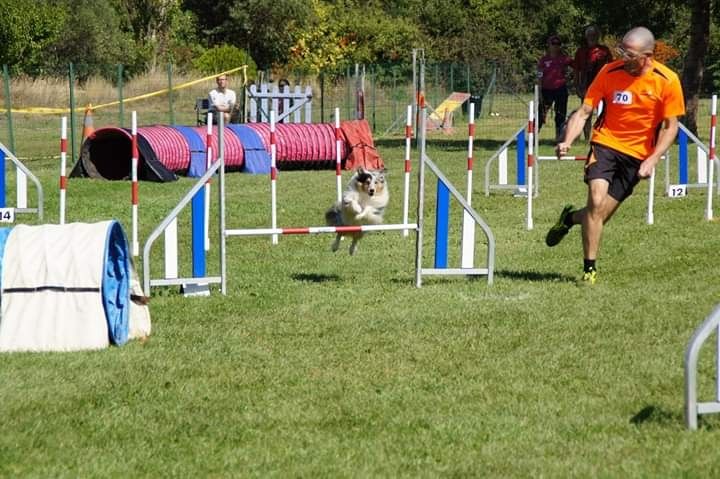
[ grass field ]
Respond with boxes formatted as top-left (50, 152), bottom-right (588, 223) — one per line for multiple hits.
top-left (2, 116), bottom-right (720, 477)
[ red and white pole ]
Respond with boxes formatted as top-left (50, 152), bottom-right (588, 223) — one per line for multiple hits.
top-left (335, 107), bottom-right (342, 202)
top-left (526, 100), bottom-right (535, 230)
top-left (402, 105), bottom-right (412, 237)
top-left (226, 223), bottom-right (418, 237)
top-left (461, 102), bottom-right (476, 267)
top-left (131, 111), bottom-right (139, 256)
top-left (706, 94), bottom-right (717, 221)
top-left (270, 110), bottom-right (278, 244)
top-left (59, 116), bottom-right (68, 225)
top-left (204, 113), bottom-right (213, 251)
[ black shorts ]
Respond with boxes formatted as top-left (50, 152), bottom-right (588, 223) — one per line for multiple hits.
top-left (584, 143), bottom-right (642, 202)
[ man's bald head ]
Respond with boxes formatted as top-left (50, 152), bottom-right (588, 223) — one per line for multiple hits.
top-left (622, 27), bottom-right (655, 54)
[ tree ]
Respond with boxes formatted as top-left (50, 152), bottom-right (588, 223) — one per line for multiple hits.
top-left (44, 0), bottom-right (140, 81)
top-left (0, 1), bottom-right (65, 76)
top-left (681, 0), bottom-right (711, 134)
top-left (116, 0), bottom-right (200, 71)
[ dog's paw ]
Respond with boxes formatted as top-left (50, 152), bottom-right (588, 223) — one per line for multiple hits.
top-left (346, 200), bottom-right (363, 214)
top-left (331, 235), bottom-right (341, 252)
top-left (349, 240), bottom-right (359, 255)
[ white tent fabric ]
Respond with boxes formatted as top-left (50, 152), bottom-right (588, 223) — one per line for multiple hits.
top-left (0, 221), bottom-right (150, 352)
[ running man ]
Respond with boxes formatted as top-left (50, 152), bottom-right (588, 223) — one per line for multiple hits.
top-left (545, 26), bottom-right (685, 284)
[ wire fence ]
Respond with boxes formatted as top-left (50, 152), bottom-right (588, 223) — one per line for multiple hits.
top-left (0, 60), bottom-right (716, 163)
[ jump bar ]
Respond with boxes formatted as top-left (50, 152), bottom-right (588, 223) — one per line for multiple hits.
top-left (225, 223), bottom-right (419, 237)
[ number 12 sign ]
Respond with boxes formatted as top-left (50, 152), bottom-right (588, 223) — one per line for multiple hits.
top-left (668, 184), bottom-right (687, 198)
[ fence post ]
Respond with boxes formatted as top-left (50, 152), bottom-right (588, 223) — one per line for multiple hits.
top-left (433, 63), bottom-right (439, 110)
top-left (167, 63), bottom-right (175, 125)
top-left (484, 63), bottom-right (497, 117)
top-left (466, 63), bottom-right (471, 94)
top-left (346, 65), bottom-right (352, 120)
top-left (371, 65), bottom-right (376, 132)
top-left (450, 62), bottom-right (455, 92)
top-left (117, 64), bottom-right (124, 127)
top-left (320, 70), bottom-right (325, 123)
top-left (68, 63), bottom-right (77, 164)
top-left (2, 64), bottom-right (15, 154)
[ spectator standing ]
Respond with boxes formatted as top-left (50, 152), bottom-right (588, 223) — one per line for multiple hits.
top-left (537, 35), bottom-right (574, 140)
top-left (573, 25), bottom-right (613, 139)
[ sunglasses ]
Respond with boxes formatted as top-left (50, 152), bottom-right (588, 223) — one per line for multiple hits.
top-left (616, 45), bottom-right (648, 61)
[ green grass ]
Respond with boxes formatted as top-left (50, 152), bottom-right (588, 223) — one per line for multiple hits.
top-left (2, 122), bottom-right (720, 477)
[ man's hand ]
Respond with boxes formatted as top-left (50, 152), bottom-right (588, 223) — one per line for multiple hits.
top-left (637, 157), bottom-right (657, 179)
top-left (556, 142), bottom-right (571, 159)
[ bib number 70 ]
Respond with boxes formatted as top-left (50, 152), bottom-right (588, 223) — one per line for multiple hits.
top-left (613, 90), bottom-right (632, 105)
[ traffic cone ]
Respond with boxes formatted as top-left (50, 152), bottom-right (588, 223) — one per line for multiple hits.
top-left (82, 104), bottom-right (95, 142)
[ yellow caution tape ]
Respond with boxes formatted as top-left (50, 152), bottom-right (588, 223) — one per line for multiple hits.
top-left (8, 65), bottom-right (248, 115)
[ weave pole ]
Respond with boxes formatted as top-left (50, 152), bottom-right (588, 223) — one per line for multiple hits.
top-left (460, 102), bottom-right (475, 267)
top-left (131, 111), bottom-right (139, 256)
top-left (707, 95), bottom-right (717, 221)
top-left (204, 113), bottom-right (213, 251)
top-left (647, 167), bottom-right (656, 225)
top-left (59, 117), bottom-right (68, 225)
top-left (335, 107), bottom-right (342, 202)
top-left (270, 110), bottom-right (278, 244)
top-left (402, 105), bottom-right (413, 237)
top-left (526, 100), bottom-right (535, 230)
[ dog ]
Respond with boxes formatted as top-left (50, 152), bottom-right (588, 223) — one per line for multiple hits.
top-left (325, 167), bottom-right (389, 255)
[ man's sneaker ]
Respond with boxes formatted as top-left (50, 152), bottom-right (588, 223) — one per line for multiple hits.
top-left (545, 204), bottom-right (574, 247)
top-left (581, 269), bottom-right (597, 285)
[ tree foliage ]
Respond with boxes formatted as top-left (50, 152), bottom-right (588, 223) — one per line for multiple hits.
top-left (192, 44), bottom-right (257, 78)
top-left (0, 0), bottom-right (65, 76)
top-left (0, 0), bottom-right (716, 100)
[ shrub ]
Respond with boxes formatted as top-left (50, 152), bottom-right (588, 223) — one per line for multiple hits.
top-left (192, 45), bottom-right (257, 81)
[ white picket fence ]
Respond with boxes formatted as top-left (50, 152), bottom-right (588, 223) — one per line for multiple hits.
top-left (248, 83), bottom-right (313, 123)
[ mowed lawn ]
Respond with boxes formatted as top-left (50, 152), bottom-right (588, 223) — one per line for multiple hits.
top-left (2, 120), bottom-right (720, 477)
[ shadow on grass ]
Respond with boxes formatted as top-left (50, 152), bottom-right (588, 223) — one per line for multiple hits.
top-left (291, 273), bottom-right (342, 283)
top-left (630, 405), bottom-right (683, 426)
top-left (495, 269), bottom-right (576, 283)
top-left (388, 269), bottom-right (575, 285)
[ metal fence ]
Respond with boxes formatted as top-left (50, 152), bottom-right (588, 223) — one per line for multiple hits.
top-left (0, 59), bottom-right (715, 164)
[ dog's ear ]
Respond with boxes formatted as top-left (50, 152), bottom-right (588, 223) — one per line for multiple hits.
top-left (356, 166), bottom-right (366, 175)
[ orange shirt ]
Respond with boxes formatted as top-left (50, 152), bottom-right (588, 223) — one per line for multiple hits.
top-left (583, 59), bottom-right (685, 160)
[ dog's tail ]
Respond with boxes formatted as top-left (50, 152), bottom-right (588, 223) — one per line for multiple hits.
top-left (325, 202), bottom-right (343, 226)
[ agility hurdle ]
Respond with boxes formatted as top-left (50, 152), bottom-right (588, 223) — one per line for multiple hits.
top-left (0, 141), bottom-right (44, 222)
top-left (663, 123), bottom-right (714, 196)
top-left (483, 126), bottom-right (526, 196)
top-left (708, 95), bottom-right (719, 220)
top-left (417, 59), bottom-right (495, 285)
top-left (142, 69), bottom-right (495, 293)
top-left (685, 303), bottom-right (720, 430)
top-left (142, 117), bottom-right (225, 295)
top-left (647, 96), bottom-right (720, 223)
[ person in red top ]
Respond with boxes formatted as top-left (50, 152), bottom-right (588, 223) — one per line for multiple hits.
top-left (573, 25), bottom-right (613, 139)
top-left (545, 26), bottom-right (685, 284)
top-left (537, 35), bottom-right (574, 140)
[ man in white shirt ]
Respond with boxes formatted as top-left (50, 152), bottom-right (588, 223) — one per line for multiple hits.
top-left (208, 75), bottom-right (236, 124)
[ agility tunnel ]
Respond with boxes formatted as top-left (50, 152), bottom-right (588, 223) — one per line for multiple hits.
top-left (0, 221), bottom-right (151, 352)
top-left (71, 120), bottom-right (381, 181)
